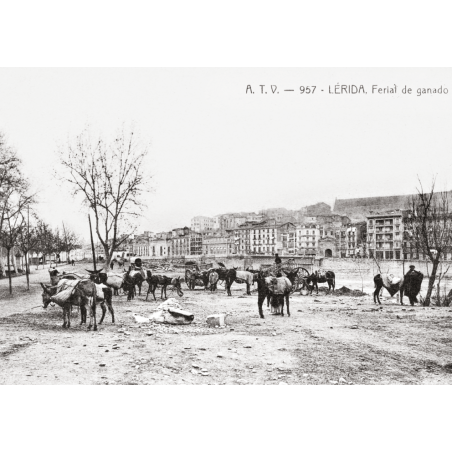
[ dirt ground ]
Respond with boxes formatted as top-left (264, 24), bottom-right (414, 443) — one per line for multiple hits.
top-left (1, 263), bottom-right (452, 385)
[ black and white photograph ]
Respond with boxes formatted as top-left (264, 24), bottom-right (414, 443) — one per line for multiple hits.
top-left (1, 67), bottom-right (451, 387)
top-left (3, 2), bottom-right (452, 451)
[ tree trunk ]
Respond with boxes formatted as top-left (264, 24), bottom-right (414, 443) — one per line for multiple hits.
top-left (7, 248), bottom-right (12, 295)
top-left (0, 248), bottom-right (4, 277)
top-left (25, 260), bottom-right (30, 290)
top-left (424, 259), bottom-right (439, 306)
top-left (25, 252), bottom-right (30, 290)
top-left (104, 244), bottom-right (112, 271)
top-left (11, 252), bottom-right (17, 274)
top-left (437, 282), bottom-right (441, 306)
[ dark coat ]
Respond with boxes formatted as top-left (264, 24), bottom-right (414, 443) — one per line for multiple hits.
top-left (402, 270), bottom-right (423, 297)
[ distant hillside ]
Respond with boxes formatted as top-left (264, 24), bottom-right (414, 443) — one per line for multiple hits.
top-left (305, 202), bottom-right (332, 215)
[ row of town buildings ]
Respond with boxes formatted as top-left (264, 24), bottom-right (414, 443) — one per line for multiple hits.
top-left (123, 193), bottom-right (452, 261)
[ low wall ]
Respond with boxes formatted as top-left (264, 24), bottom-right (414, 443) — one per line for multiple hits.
top-left (318, 258), bottom-right (449, 279)
top-left (203, 255), bottom-right (316, 271)
top-left (138, 255), bottom-right (316, 271)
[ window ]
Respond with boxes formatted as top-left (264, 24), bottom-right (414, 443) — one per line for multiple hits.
top-left (395, 251), bottom-right (400, 260)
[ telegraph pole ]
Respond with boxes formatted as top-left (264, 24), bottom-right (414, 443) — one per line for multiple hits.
top-left (88, 214), bottom-right (97, 272)
top-left (26, 204), bottom-right (30, 290)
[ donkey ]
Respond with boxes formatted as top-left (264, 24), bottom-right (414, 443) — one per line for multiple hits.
top-left (145, 270), bottom-right (184, 301)
top-left (40, 279), bottom-right (98, 330)
top-left (86, 270), bottom-right (116, 323)
top-left (304, 270), bottom-right (335, 295)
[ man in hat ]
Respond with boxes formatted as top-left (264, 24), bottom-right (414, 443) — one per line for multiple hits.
top-left (274, 253), bottom-right (282, 276)
top-left (403, 265), bottom-right (423, 305)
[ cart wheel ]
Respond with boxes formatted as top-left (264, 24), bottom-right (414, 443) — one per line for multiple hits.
top-left (296, 268), bottom-right (310, 295)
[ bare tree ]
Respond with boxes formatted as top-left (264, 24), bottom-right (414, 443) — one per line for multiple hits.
top-left (0, 205), bottom-right (25, 294)
top-left (404, 180), bottom-right (452, 306)
top-left (348, 256), bottom-right (369, 293)
top-left (61, 222), bottom-right (82, 263)
top-left (58, 125), bottom-right (150, 269)
top-left (35, 220), bottom-right (55, 268)
top-left (0, 132), bottom-right (35, 282)
top-left (16, 212), bottom-right (40, 290)
top-left (53, 227), bottom-right (62, 266)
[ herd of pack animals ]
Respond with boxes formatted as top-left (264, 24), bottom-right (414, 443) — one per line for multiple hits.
top-left (39, 260), bottom-right (424, 329)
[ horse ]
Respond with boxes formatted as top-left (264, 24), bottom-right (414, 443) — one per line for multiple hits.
top-left (85, 269), bottom-right (115, 323)
top-left (303, 270), bottom-right (335, 295)
top-left (121, 268), bottom-right (146, 300)
top-left (185, 268), bottom-right (209, 290)
top-left (256, 272), bottom-right (291, 318)
top-left (145, 271), bottom-right (184, 301)
top-left (40, 279), bottom-right (98, 330)
top-left (373, 271), bottom-right (423, 305)
top-left (211, 265), bottom-right (229, 287)
top-left (256, 272), bottom-right (269, 319)
top-left (282, 268), bottom-right (301, 292)
top-left (225, 268), bottom-right (253, 296)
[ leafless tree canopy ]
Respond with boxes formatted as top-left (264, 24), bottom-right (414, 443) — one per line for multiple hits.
top-left (58, 125), bottom-right (150, 267)
top-left (0, 132), bottom-right (35, 291)
top-left (0, 133), bottom-right (32, 232)
top-left (61, 222), bottom-right (82, 261)
top-left (404, 180), bottom-right (452, 305)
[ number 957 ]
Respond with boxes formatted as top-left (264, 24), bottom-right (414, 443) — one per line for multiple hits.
top-left (300, 86), bottom-right (316, 94)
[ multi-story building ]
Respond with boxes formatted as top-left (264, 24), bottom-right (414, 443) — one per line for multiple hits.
top-left (279, 222), bottom-right (297, 255)
top-left (366, 210), bottom-right (403, 260)
top-left (189, 230), bottom-right (203, 255)
top-left (131, 231), bottom-right (154, 257)
top-left (222, 213), bottom-right (247, 230)
top-left (316, 216), bottom-right (350, 257)
top-left (149, 237), bottom-right (171, 258)
top-left (212, 215), bottom-right (222, 230)
top-left (234, 220), bottom-right (278, 255)
top-left (336, 221), bottom-right (367, 258)
top-left (170, 227), bottom-right (190, 257)
top-left (295, 223), bottom-right (321, 256)
top-left (191, 216), bottom-right (215, 232)
top-left (203, 232), bottom-right (235, 256)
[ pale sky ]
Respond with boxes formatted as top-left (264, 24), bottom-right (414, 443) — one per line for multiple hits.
top-left (0, 68), bottom-right (451, 240)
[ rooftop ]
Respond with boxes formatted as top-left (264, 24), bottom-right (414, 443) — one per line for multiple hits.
top-left (333, 194), bottom-right (414, 219)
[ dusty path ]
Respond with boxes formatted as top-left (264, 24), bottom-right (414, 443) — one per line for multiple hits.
top-left (1, 264), bottom-right (452, 385)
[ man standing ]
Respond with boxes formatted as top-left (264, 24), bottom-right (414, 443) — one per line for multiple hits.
top-left (135, 257), bottom-right (146, 280)
top-left (274, 253), bottom-right (282, 276)
top-left (403, 265), bottom-right (423, 305)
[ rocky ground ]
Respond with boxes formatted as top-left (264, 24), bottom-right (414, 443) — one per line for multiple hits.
top-left (1, 263), bottom-right (452, 385)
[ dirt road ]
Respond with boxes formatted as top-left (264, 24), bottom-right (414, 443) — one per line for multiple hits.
top-left (1, 264), bottom-right (452, 385)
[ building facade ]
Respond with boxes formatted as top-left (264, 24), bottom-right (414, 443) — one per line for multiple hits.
top-left (295, 223), bottom-right (321, 256)
top-left (191, 216), bottom-right (215, 233)
top-left (234, 220), bottom-right (278, 255)
top-left (366, 210), bottom-right (403, 260)
top-left (202, 232), bottom-right (235, 256)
